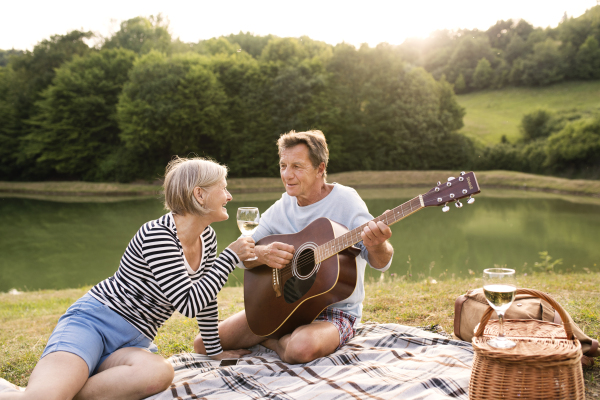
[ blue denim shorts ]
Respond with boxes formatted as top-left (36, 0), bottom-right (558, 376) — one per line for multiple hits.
top-left (41, 293), bottom-right (157, 376)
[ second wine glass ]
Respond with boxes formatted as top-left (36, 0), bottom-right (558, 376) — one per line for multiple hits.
top-left (482, 268), bottom-right (517, 349)
top-left (237, 207), bottom-right (260, 261)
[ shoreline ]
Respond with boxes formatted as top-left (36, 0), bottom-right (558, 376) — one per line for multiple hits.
top-left (1, 170), bottom-right (599, 199)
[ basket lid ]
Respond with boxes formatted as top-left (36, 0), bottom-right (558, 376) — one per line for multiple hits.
top-left (473, 319), bottom-right (582, 364)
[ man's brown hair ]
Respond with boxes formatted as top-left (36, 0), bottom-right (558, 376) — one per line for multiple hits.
top-left (277, 130), bottom-right (329, 177)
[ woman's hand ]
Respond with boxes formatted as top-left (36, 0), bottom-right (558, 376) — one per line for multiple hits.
top-left (228, 237), bottom-right (256, 261)
top-left (209, 349), bottom-right (252, 360)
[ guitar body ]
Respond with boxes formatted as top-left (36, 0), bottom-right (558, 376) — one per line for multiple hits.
top-left (244, 218), bottom-right (359, 339)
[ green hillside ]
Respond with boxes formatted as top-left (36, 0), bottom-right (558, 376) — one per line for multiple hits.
top-left (456, 81), bottom-right (600, 145)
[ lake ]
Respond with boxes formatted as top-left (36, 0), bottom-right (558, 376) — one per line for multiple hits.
top-left (1, 188), bottom-right (599, 292)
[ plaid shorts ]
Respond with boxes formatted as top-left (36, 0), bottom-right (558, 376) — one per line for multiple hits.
top-left (314, 308), bottom-right (357, 350)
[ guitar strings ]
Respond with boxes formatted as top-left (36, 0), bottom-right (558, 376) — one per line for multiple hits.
top-left (272, 198), bottom-right (422, 284)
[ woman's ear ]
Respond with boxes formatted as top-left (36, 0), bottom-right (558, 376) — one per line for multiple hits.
top-left (193, 187), bottom-right (204, 206)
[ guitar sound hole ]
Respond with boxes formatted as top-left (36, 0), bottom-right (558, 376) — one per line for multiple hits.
top-left (283, 248), bottom-right (317, 304)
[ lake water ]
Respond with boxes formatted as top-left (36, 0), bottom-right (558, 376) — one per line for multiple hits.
top-left (1, 188), bottom-right (599, 292)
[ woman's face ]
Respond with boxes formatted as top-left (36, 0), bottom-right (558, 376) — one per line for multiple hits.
top-left (203, 178), bottom-right (232, 223)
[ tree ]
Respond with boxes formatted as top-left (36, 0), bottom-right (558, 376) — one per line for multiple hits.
top-left (0, 66), bottom-right (19, 178)
top-left (519, 109), bottom-right (560, 141)
top-left (197, 37), bottom-right (238, 56)
top-left (103, 16), bottom-right (171, 55)
top-left (546, 117), bottom-right (600, 172)
top-left (320, 44), bottom-right (469, 172)
top-left (575, 35), bottom-right (600, 79)
top-left (512, 39), bottom-right (566, 86)
top-left (473, 58), bottom-right (493, 89)
top-left (207, 51), bottom-right (279, 177)
top-left (505, 35), bottom-right (528, 64)
top-left (25, 48), bottom-right (137, 180)
top-left (445, 35), bottom-right (495, 89)
top-left (117, 52), bottom-right (230, 178)
top-left (454, 73), bottom-right (466, 93)
top-left (225, 32), bottom-right (274, 58)
top-left (486, 20), bottom-right (514, 50)
top-left (0, 49), bottom-right (23, 67)
top-left (260, 37), bottom-right (308, 65)
top-left (3, 30), bottom-right (93, 179)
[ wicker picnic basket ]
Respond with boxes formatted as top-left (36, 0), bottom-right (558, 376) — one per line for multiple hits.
top-left (469, 288), bottom-right (585, 400)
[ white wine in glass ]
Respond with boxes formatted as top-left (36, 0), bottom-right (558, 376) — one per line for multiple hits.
top-left (237, 207), bottom-right (260, 261)
top-left (482, 268), bottom-right (517, 349)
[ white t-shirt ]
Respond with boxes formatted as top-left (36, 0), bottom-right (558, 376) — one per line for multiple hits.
top-left (240, 183), bottom-right (392, 321)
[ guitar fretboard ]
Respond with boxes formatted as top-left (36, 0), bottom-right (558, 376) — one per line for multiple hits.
top-left (314, 195), bottom-right (424, 263)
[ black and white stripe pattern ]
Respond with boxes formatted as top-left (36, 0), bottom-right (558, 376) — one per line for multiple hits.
top-left (90, 213), bottom-right (238, 356)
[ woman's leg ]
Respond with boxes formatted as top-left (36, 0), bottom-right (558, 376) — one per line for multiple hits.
top-left (0, 351), bottom-right (89, 400)
top-left (0, 348), bottom-right (172, 400)
top-left (74, 347), bottom-right (173, 400)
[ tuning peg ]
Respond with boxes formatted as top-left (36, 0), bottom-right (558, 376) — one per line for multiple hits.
top-left (442, 203), bottom-right (450, 212)
top-left (437, 181), bottom-right (441, 186)
top-left (467, 195), bottom-right (475, 205)
top-left (448, 177), bottom-right (455, 181)
top-left (460, 171), bottom-right (466, 176)
top-left (455, 200), bottom-right (463, 208)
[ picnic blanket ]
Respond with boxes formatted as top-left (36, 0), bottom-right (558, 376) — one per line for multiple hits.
top-left (147, 323), bottom-right (473, 400)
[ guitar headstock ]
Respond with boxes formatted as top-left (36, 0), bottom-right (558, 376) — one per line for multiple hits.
top-left (422, 171), bottom-right (481, 211)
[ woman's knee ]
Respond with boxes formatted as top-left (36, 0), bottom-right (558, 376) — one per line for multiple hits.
top-left (148, 357), bottom-right (174, 391)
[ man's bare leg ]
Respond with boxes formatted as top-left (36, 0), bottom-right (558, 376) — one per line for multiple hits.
top-left (262, 321), bottom-right (339, 364)
top-left (194, 310), bottom-right (264, 354)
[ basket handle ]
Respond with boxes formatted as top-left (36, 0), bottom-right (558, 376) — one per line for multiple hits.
top-left (473, 288), bottom-right (574, 339)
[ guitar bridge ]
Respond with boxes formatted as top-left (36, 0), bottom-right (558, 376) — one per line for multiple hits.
top-left (272, 268), bottom-right (282, 297)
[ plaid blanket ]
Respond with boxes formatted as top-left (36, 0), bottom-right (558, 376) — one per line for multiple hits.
top-left (147, 323), bottom-right (473, 400)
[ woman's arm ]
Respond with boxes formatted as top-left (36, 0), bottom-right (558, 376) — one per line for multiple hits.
top-left (195, 300), bottom-right (222, 356)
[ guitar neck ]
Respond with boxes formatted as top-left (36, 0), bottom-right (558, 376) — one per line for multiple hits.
top-left (315, 195), bottom-right (424, 263)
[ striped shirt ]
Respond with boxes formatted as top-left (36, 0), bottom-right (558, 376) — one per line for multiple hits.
top-left (89, 213), bottom-right (238, 356)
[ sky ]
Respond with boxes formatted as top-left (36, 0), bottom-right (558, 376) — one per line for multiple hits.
top-left (1, 0), bottom-right (599, 51)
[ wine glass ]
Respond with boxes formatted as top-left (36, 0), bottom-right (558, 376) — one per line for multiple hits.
top-left (236, 207), bottom-right (260, 261)
top-left (482, 268), bottom-right (517, 349)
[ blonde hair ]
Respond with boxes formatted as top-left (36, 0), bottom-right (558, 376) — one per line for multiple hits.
top-left (277, 130), bottom-right (329, 178)
top-left (164, 157), bottom-right (228, 216)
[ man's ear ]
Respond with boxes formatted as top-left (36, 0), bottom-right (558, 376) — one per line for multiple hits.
top-left (193, 187), bottom-right (204, 205)
top-left (318, 162), bottom-right (326, 177)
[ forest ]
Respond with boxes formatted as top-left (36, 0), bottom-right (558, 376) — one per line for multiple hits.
top-left (1, 7), bottom-right (599, 182)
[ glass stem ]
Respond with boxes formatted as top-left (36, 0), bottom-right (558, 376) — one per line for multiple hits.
top-left (498, 312), bottom-right (505, 340)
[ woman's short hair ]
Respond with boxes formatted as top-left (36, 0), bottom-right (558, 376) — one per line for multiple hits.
top-left (164, 157), bottom-right (228, 216)
top-left (277, 130), bottom-right (329, 177)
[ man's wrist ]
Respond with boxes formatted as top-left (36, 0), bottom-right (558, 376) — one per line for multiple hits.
top-left (365, 241), bottom-right (389, 253)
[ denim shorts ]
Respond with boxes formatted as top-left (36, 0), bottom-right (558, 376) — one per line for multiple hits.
top-left (41, 293), bottom-right (157, 376)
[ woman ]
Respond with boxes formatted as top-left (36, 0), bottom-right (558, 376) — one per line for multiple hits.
top-left (0, 157), bottom-right (253, 400)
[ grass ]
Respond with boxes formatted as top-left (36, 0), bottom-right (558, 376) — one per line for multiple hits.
top-left (1, 272), bottom-right (599, 397)
top-left (1, 170), bottom-right (599, 200)
top-left (456, 80), bottom-right (600, 145)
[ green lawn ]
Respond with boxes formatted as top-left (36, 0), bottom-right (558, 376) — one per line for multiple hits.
top-left (1, 273), bottom-right (599, 396)
top-left (457, 81), bottom-right (600, 145)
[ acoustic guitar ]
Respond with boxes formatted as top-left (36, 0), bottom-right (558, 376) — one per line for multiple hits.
top-left (244, 171), bottom-right (481, 338)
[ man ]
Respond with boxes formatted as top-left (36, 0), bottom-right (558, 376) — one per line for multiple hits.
top-left (194, 130), bottom-right (393, 364)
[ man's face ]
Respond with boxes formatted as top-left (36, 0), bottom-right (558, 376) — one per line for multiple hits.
top-left (279, 144), bottom-right (321, 200)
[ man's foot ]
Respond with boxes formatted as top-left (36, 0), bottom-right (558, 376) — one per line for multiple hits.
top-left (260, 338), bottom-right (278, 352)
top-left (0, 378), bottom-right (23, 393)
